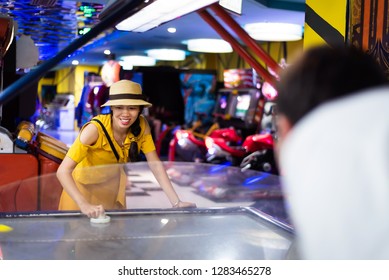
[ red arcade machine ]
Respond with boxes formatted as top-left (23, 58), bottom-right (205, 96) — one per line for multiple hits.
top-left (205, 68), bottom-right (279, 174)
top-left (168, 68), bottom-right (261, 163)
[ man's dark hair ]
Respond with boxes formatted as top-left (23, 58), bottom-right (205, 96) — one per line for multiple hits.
top-left (276, 44), bottom-right (388, 126)
top-left (128, 105), bottom-right (144, 162)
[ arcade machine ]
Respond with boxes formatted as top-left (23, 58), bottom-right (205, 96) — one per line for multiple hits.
top-left (169, 68), bottom-right (266, 163)
top-left (157, 69), bottom-right (216, 159)
top-left (0, 120), bottom-right (68, 212)
top-left (213, 68), bottom-right (264, 139)
top-left (46, 94), bottom-right (75, 131)
top-left (206, 68), bottom-right (279, 174)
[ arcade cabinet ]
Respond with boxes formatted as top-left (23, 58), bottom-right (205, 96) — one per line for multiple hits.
top-left (0, 126), bottom-right (68, 212)
top-left (214, 68), bottom-right (264, 138)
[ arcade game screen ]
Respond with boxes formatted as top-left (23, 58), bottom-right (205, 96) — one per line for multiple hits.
top-left (179, 70), bottom-right (217, 125)
top-left (233, 94), bottom-right (251, 119)
top-left (214, 91), bottom-right (230, 115)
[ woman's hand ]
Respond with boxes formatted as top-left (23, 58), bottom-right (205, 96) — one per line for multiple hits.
top-left (79, 202), bottom-right (105, 218)
top-left (173, 201), bottom-right (197, 208)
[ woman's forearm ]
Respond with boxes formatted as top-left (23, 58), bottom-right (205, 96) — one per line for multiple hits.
top-left (145, 151), bottom-right (180, 205)
top-left (56, 156), bottom-right (88, 208)
top-left (147, 159), bottom-right (180, 205)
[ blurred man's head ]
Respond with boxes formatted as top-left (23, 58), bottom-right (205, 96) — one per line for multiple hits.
top-left (275, 44), bottom-right (387, 148)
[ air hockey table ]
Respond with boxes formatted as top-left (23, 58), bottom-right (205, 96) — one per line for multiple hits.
top-left (0, 207), bottom-right (295, 260)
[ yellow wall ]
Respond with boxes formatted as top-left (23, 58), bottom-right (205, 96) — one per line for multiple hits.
top-left (304, 0), bottom-right (348, 49)
top-left (38, 65), bottom-right (100, 105)
top-left (55, 68), bottom-right (75, 94)
top-left (73, 65), bottom-right (100, 105)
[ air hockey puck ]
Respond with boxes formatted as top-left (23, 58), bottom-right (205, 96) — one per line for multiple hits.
top-left (90, 215), bottom-right (111, 224)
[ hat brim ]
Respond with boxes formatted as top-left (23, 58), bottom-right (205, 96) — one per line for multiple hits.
top-left (101, 99), bottom-right (152, 107)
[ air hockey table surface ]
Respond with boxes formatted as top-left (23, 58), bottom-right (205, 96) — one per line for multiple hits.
top-left (0, 207), bottom-right (294, 260)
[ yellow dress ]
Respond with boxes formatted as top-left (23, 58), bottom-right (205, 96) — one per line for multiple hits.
top-left (58, 114), bottom-right (156, 211)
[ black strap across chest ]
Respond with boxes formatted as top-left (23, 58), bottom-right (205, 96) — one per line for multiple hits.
top-left (91, 118), bottom-right (120, 162)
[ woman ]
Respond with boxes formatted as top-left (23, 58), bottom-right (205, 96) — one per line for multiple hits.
top-left (57, 80), bottom-right (196, 218)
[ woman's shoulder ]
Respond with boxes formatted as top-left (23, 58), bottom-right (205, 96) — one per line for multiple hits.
top-left (87, 114), bottom-right (112, 134)
top-left (139, 114), bottom-right (146, 123)
top-left (138, 114), bottom-right (150, 128)
top-left (79, 114), bottom-right (110, 145)
top-left (92, 114), bottom-right (111, 127)
top-left (79, 121), bottom-right (100, 145)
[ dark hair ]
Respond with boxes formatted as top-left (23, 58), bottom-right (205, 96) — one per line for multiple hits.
top-left (276, 44), bottom-right (388, 126)
top-left (128, 105), bottom-right (144, 162)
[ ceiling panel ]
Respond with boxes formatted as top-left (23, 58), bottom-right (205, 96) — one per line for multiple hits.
top-left (0, 0), bottom-right (103, 60)
top-left (0, 0), bottom-right (305, 67)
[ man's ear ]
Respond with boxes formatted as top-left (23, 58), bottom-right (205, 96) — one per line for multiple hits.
top-left (277, 114), bottom-right (293, 139)
top-left (273, 114), bottom-right (293, 174)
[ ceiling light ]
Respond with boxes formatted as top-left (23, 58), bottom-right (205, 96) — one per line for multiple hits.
top-left (244, 22), bottom-right (303, 42)
top-left (167, 27), bottom-right (176, 33)
top-left (187, 38), bottom-right (233, 53)
top-left (119, 61), bottom-right (133, 70)
top-left (219, 0), bottom-right (242, 14)
top-left (115, 0), bottom-right (218, 32)
top-left (146, 49), bottom-right (186, 61)
top-left (120, 55), bottom-right (156, 66)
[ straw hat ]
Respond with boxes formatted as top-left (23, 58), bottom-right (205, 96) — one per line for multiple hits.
top-left (101, 80), bottom-right (152, 107)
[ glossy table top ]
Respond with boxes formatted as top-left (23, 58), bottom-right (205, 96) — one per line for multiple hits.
top-left (0, 207), bottom-right (294, 260)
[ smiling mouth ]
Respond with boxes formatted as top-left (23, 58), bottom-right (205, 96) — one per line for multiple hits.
top-left (120, 118), bottom-right (130, 125)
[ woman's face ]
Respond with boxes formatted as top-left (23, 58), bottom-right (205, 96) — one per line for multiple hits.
top-left (111, 105), bottom-right (140, 129)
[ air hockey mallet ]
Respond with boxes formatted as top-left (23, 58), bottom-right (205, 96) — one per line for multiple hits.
top-left (90, 214), bottom-right (111, 224)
